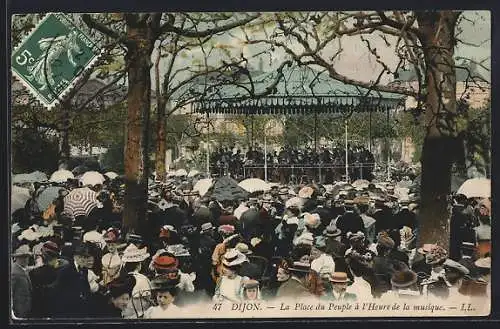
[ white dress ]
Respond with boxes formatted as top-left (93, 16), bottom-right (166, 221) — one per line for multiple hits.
top-left (143, 304), bottom-right (182, 319)
top-left (213, 275), bottom-right (245, 303)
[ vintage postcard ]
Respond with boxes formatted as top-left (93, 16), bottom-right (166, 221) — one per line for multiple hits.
top-left (9, 10), bottom-right (491, 320)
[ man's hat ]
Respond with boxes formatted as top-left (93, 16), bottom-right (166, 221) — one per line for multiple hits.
top-left (425, 245), bottom-right (448, 265)
top-left (324, 223), bottom-right (342, 237)
top-left (200, 222), bottom-right (214, 233)
top-left (288, 261), bottom-right (311, 273)
top-left (330, 272), bottom-right (349, 283)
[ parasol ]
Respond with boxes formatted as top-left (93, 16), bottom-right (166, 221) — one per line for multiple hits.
top-left (80, 171), bottom-right (106, 187)
top-left (457, 178), bottom-right (490, 199)
top-left (12, 171), bottom-right (48, 184)
top-left (192, 178), bottom-right (213, 197)
top-left (11, 186), bottom-right (31, 214)
top-left (36, 186), bottom-right (66, 212)
top-left (63, 187), bottom-right (99, 218)
top-left (209, 176), bottom-right (249, 202)
top-left (352, 179), bottom-right (370, 189)
top-left (187, 170), bottom-right (200, 178)
top-left (238, 178), bottom-right (271, 193)
top-left (104, 171), bottom-right (119, 180)
top-left (49, 169), bottom-right (75, 183)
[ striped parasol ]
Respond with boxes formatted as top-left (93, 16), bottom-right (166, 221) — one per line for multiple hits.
top-left (63, 187), bottom-right (99, 219)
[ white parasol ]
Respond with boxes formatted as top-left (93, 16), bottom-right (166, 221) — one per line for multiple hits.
top-left (104, 171), bottom-right (119, 180)
top-left (238, 178), bottom-right (271, 193)
top-left (80, 171), bottom-right (106, 187)
top-left (457, 178), bottom-right (491, 199)
top-left (192, 178), bottom-right (213, 197)
top-left (352, 179), bottom-right (370, 189)
top-left (11, 185), bottom-right (31, 214)
top-left (187, 170), bottom-right (200, 178)
top-left (175, 169), bottom-right (188, 177)
top-left (49, 169), bottom-right (75, 183)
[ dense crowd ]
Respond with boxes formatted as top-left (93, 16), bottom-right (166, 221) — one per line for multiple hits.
top-left (210, 144), bottom-right (376, 182)
top-left (11, 170), bottom-right (491, 319)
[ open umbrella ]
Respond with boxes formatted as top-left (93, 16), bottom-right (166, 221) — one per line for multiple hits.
top-left (457, 178), bottom-right (490, 199)
top-left (193, 178), bottom-right (213, 197)
top-left (11, 186), bottom-right (31, 214)
top-left (175, 169), bottom-right (188, 177)
top-left (80, 171), bottom-right (105, 186)
top-left (13, 171), bottom-right (48, 184)
top-left (63, 187), bottom-right (99, 218)
top-left (187, 170), bottom-right (200, 178)
top-left (352, 179), bottom-right (370, 189)
top-left (36, 186), bottom-right (66, 212)
top-left (238, 178), bottom-right (271, 193)
top-left (104, 171), bottom-right (119, 180)
top-left (209, 176), bottom-right (249, 202)
top-left (49, 169), bottom-right (75, 183)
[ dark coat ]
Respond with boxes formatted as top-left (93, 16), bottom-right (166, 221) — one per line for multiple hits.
top-left (11, 262), bottom-right (32, 318)
top-left (336, 210), bottom-right (365, 239)
top-left (48, 262), bottom-right (93, 318)
top-left (29, 264), bottom-right (58, 318)
top-left (276, 277), bottom-right (314, 299)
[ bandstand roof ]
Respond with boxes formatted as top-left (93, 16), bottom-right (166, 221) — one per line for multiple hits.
top-left (191, 65), bottom-right (405, 116)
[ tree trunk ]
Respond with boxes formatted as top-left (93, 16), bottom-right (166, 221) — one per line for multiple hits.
top-left (60, 104), bottom-right (71, 164)
top-left (416, 11), bottom-right (461, 251)
top-left (122, 22), bottom-right (154, 234)
top-left (154, 51), bottom-right (167, 182)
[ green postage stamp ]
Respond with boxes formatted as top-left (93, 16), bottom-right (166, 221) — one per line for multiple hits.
top-left (11, 13), bottom-right (101, 109)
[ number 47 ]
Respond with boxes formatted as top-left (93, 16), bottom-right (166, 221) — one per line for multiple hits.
top-left (15, 49), bottom-right (34, 66)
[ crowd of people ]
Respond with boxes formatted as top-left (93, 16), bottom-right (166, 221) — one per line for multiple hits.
top-left (210, 144), bottom-right (376, 183)
top-left (11, 168), bottom-right (491, 319)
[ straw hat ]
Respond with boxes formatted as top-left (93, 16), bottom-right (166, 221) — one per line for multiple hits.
top-left (324, 224), bottom-right (342, 237)
top-left (235, 243), bottom-right (253, 255)
top-left (474, 257), bottom-right (491, 269)
top-left (222, 249), bottom-right (247, 267)
top-left (121, 243), bottom-right (150, 263)
top-left (200, 222), bottom-right (214, 233)
top-left (288, 261), bottom-right (311, 273)
top-left (330, 272), bottom-right (349, 283)
top-left (166, 244), bottom-right (190, 257)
